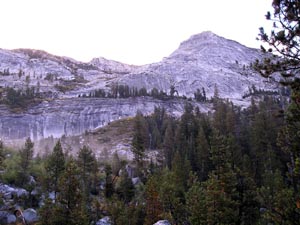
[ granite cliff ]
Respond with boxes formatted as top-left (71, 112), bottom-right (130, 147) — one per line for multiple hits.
top-left (0, 31), bottom-right (278, 145)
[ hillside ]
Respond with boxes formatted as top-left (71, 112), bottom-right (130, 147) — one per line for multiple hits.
top-left (0, 31), bottom-right (279, 146)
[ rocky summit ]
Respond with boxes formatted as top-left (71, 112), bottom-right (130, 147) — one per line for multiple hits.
top-left (0, 31), bottom-right (278, 144)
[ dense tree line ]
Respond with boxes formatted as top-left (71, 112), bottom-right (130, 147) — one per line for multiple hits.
top-left (129, 94), bottom-right (298, 224)
top-left (0, 91), bottom-right (299, 224)
top-left (0, 86), bottom-right (41, 109)
top-left (79, 83), bottom-right (209, 102)
top-left (80, 83), bottom-right (170, 100)
top-left (1, 1), bottom-right (299, 224)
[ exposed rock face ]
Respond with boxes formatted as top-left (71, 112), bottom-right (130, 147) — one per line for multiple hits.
top-left (116, 31), bottom-right (277, 103)
top-left (0, 97), bottom-right (208, 142)
top-left (0, 31), bottom-right (278, 143)
top-left (90, 57), bottom-right (139, 74)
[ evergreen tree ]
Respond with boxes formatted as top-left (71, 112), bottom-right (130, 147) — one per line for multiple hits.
top-left (0, 140), bottom-right (5, 170)
top-left (257, 0), bottom-right (300, 206)
top-left (237, 156), bottom-right (260, 225)
top-left (111, 152), bottom-right (122, 176)
top-left (205, 130), bottom-right (240, 224)
top-left (163, 120), bottom-right (175, 169)
top-left (158, 169), bottom-right (186, 225)
top-left (132, 111), bottom-right (148, 169)
top-left (104, 164), bottom-right (114, 198)
top-left (169, 85), bottom-right (177, 98)
top-left (259, 170), bottom-right (298, 224)
top-left (37, 198), bottom-right (55, 225)
top-left (195, 126), bottom-right (211, 181)
top-left (117, 170), bottom-right (135, 204)
top-left (45, 140), bottom-right (65, 200)
top-left (19, 137), bottom-right (34, 185)
top-left (77, 145), bottom-right (97, 196)
top-left (145, 176), bottom-right (163, 225)
top-left (278, 81), bottom-right (300, 193)
top-left (56, 158), bottom-right (88, 225)
top-left (175, 103), bottom-right (198, 167)
top-left (185, 176), bottom-right (207, 225)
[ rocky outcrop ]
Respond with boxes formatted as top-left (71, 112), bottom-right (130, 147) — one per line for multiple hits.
top-left (23, 208), bottom-right (39, 224)
top-left (0, 183), bottom-right (28, 201)
top-left (0, 97), bottom-right (208, 142)
top-left (0, 210), bottom-right (16, 225)
top-left (0, 31), bottom-right (279, 144)
top-left (96, 216), bottom-right (111, 225)
top-left (0, 31), bottom-right (277, 101)
top-left (153, 220), bottom-right (171, 225)
top-left (90, 57), bottom-right (139, 74)
top-left (117, 31), bottom-right (278, 102)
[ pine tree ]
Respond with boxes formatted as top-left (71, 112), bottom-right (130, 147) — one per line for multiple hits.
top-left (0, 140), bottom-right (5, 170)
top-left (185, 177), bottom-right (207, 225)
top-left (257, 1), bottom-right (300, 216)
top-left (56, 158), bottom-right (88, 225)
top-left (158, 169), bottom-right (186, 225)
top-left (162, 120), bottom-right (175, 169)
top-left (132, 111), bottom-right (148, 169)
top-left (195, 126), bottom-right (211, 181)
top-left (45, 140), bottom-right (65, 200)
top-left (259, 170), bottom-right (298, 224)
top-left (77, 145), bottom-right (97, 196)
top-left (175, 103), bottom-right (198, 167)
top-left (104, 164), bottom-right (114, 198)
top-left (117, 170), bottom-right (135, 204)
top-left (37, 198), bottom-right (55, 225)
top-left (205, 130), bottom-right (240, 224)
top-left (111, 152), bottom-right (121, 176)
top-left (278, 81), bottom-right (300, 193)
top-left (19, 137), bottom-right (34, 185)
top-left (144, 176), bottom-right (163, 225)
top-left (237, 156), bottom-right (260, 225)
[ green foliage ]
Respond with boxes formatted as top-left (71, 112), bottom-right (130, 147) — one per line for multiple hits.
top-left (77, 145), bottom-right (98, 195)
top-left (45, 140), bottom-right (65, 199)
top-left (132, 111), bottom-right (148, 169)
top-left (1, 151), bottom-right (21, 185)
top-left (3, 86), bottom-right (41, 110)
top-left (2, 81), bottom-right (300, 224)
top-left (0, 140), bottom-right (5, 170)
top-left (259, 170), bottom-right (298, 224)
top-left (194, 87), bottom-right (207, 102)
top-left (117, 171), bottom-right (135, 204)
top-left (144, 175), bottom-right (163, 225)
top-left (108, 196), bottom-right (145, 225)
top-left (185, 177), bottom-right (207, 225)
top-left (56, 158), bottom-right (89, 225)
top-left (104, 164), bottom-right (115, 198)
top-left (256, 0), bottom-right (300, 81)
top-left (1, 138), bottom-right (35, 187)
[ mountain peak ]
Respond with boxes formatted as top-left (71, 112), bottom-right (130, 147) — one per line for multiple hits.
top-left (177, 31), bottom-right (228, 51)
top-left (189, 31), bottom-right (218, 40)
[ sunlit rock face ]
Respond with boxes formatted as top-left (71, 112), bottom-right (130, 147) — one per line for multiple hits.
top-left (116, 31), bottom-right (277, 103)
top-left (0, 97), bottom-right (208, 142)
top-left (0, 31), bottom-right (278, 142)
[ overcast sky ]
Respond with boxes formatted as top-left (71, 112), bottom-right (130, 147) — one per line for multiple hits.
top-left (0, 0), bottom-right (273, 65)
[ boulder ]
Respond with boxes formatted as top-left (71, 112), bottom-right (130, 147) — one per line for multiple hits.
top-left (23, 208), bottom-right (39, 223)
top-left (153, 220), bottom-right (171, 225)
top-left (0, 211), bottom-right (16, 225)
top-left (96, 216), bottom-right (111, 225)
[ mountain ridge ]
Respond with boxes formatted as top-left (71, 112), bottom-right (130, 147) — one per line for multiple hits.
top-left (0, 31), bottom-right (279, 144)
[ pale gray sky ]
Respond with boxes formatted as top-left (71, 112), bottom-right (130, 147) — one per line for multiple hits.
top-left (0, 0), bottom-right (273, 65)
